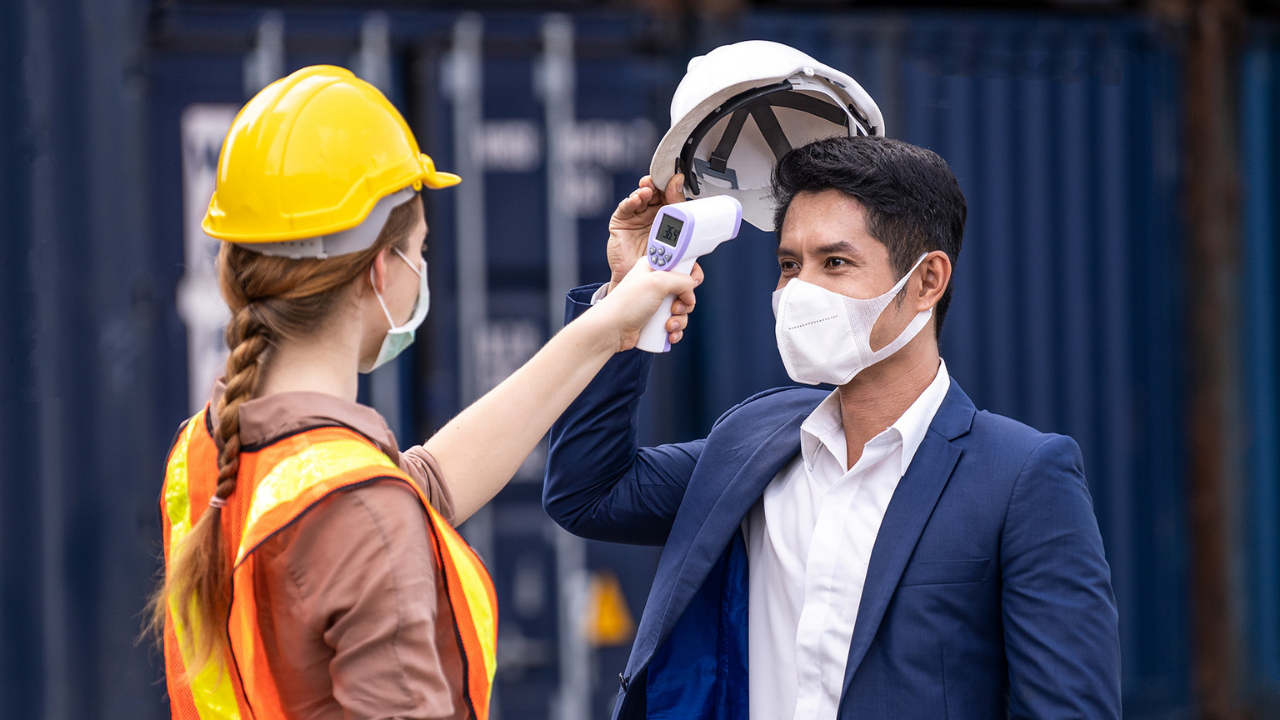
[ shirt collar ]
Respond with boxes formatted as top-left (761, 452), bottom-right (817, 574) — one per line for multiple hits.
top-left (206, 376), bottom-right (401, 462)
top-left (799, 390), bottom-right (846, 471)
top-left (798, 359), bottom-right (952, 477)
top-left (893, 359), bottom-right (951, 476)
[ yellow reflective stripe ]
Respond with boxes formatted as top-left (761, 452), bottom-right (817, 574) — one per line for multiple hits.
top-left (164, 413), bottom-right (201, 539)
top-left (438, 528), bottom-right (498, 682)
top-left (164, 411), bottom-right (241, 720)
top-left (168, 595), bottom-right (242, 720)
top-left (237, 438), bottom-right (398, 564)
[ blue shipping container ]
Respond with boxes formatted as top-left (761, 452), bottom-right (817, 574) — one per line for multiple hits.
top-left (1241, 23), bottom-right (1280, 713)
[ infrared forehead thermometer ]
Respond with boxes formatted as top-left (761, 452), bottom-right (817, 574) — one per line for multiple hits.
top-left (635, 195), bottom-right (743, 353)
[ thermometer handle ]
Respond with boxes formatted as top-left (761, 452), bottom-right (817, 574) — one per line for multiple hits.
top-left (636, 254), bottom-right (697, 353)
top-left (636, 294), bottom-right (676, 353)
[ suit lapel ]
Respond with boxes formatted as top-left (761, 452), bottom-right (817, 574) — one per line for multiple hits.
top-left (841, 383), bottom-right (975, 693)
top-left (630, 412), bottom-right (808, 671)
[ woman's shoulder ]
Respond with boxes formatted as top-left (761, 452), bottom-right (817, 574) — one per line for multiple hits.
top-left (257, 480), bottom-right (436, 596)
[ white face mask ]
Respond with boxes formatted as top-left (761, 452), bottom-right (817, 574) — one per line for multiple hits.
top-left (361, 248), bottom-right (430, 374)
top-left (772, 254), bottom-right (931, 386)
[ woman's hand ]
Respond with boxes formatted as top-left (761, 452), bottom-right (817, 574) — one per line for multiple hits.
top-left (588, 257), bottom-right (702, 352)
top-left (606, 173), bottom-right (685, 292)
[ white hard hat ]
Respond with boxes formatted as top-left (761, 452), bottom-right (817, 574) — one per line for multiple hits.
top-left (650, 40), bottom-right (884, 231)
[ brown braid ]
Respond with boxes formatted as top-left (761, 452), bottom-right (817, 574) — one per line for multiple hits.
top-left (216, 302), bottom-right (273, 496)
top-left (145, 194), bottom-right (424, 680)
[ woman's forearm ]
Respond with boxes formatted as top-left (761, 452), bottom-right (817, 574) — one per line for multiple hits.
top-left (423, 310), bottom-right (620, 525)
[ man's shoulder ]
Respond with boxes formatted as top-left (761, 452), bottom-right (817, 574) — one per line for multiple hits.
top-left (962, 406), bottom-right (1082, 473)
top-left (968, 407), bottom-right (1048, 444)
top-left (710, 385), bottom-right (827, 433)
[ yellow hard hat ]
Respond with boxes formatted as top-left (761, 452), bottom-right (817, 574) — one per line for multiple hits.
top-left (202, 65), bottom-right (459, 245)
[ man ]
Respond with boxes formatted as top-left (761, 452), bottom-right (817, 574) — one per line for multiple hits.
top-left (545, 136), bottom-right (1121, 719)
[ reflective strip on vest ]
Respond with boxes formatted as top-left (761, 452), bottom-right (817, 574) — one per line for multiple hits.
top-left (234, 437), bottom-right (398, 565)
top-left (162, 411), bottom-right (242, 720)
top-left (435, 516), bottom-right (498, 684)
top-left (422, 500), bottom-right (499, 719)
top-left (161, 411), bottom-right (498, 720)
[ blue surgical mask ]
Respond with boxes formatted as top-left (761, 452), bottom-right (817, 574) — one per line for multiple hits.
top-left (361, 248), bottom-right (429, 373)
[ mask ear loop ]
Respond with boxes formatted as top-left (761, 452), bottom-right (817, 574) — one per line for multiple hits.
top-left (370, 264), bottom-right (399, 330)
top-left (370, 248), bottom-right (427, 329)
top-left (393, 247), bottom-right (425, 278)
top-left (865, 306), bottom-right (933, 360)
top-left (861, 253), bottom-right (933, 353)
top-left (887, 253), bottom-right (930, 301)
top-left (824, 254), bottom-right (934, 385)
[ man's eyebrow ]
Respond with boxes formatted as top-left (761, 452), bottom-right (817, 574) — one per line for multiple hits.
top-left (777, 240), bottom-right (865, 258)
top-left (813, 240), bottom-right (861, 256)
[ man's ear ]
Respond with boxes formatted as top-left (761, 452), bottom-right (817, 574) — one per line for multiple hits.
top-left (918, 251), bottom-right (952, 311)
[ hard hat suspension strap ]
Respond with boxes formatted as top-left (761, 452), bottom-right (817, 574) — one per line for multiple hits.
top-left (679, 79), bottom-right (861, 196)
top-left (765, 90), bottom-right (854, 128)
top-left (708, 108), bottom-right (752, 175)
top-left (680, 81), bottom-right (791, 194)
top-left (748, 102), bottom-right (794, 163)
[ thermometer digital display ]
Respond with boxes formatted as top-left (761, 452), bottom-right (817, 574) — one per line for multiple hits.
top-left (655, 216), bottom-right (684, 247)
top-left (635, 195), bottom-right (743, 353)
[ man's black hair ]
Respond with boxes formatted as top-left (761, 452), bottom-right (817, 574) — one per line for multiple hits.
top-left (771, 136), bottom-right (967, 339)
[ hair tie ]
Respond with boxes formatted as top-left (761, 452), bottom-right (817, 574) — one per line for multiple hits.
top-left (208, 495), bottom-right (228, 509)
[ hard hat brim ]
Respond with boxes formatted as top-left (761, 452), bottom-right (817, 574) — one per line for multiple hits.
top-left (206, 158), bottom-right (460, 244)
top-left (422, 170), bottom-right (461, 190)
top-left (419, 153), bottom-right (462, 190)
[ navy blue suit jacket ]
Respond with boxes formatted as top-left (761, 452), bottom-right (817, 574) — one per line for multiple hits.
top-left (545, 285), bottom-right (1121, 719)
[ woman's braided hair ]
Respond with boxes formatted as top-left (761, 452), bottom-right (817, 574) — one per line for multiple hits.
top-left (148, 194), bottom-right (423, 680)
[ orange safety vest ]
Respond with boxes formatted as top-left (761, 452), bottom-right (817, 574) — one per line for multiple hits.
top-left (160, 407), bottom-right (498, 720)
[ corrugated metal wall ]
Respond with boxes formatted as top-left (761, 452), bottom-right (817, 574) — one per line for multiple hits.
top-left (1242, 23), bottom-right (1280, 712)
top-left (417, 14), bottom-right (675, 717)
top-left (0, 0), bottom-right (165, 718)
top-left (1, 4), bottom-right (1192, 719)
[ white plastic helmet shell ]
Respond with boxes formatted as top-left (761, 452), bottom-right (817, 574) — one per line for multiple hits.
top-left (650, 40), bottom-right (885, 231)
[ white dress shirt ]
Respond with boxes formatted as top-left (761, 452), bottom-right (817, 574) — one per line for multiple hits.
top-left (743, 360), bottom-right (951, 720)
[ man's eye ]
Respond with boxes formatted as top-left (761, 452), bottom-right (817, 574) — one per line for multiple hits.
top-left (827, 257), bottom-right (848, 267)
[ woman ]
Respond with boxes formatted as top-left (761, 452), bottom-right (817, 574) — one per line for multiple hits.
top-left (149, 66), bottom-right (696, 720)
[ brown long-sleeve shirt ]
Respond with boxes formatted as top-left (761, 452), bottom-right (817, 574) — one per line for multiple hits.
top-left (205, 381), bottom-right (466, 720)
